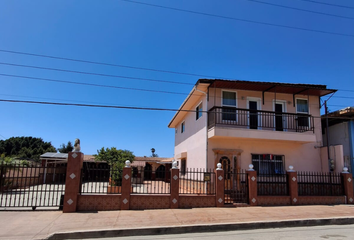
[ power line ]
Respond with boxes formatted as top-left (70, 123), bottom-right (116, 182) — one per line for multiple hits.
top-left (0, 62), bottom-right (194, 86)
top-left (1, 98), bottom-right (353, 119)
top-left (247, 0), bottom-right (354, 20)
top-left (0, 73), bottom-right (188, 96)
top-left (299, 0), bottom-right (354, 10)
top-left (119, 0), bottom-right (354, 37)
top-left (0, 49), bottom-right (229, 79)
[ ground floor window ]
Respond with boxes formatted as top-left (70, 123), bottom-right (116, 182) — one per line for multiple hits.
top-left (252, 154), bottom-right (285, 174)
top-left (181, 159), bottom-right (186, 175)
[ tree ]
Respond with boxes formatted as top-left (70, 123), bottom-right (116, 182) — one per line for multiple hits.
top-left (150, 148), bottom-right (158, 157)
top-left (0, 137), bottom-right (56, 161)
top-left (58, 141), bottom-right (74, 153)
top-left (94, 147), bottom-right (135, 186)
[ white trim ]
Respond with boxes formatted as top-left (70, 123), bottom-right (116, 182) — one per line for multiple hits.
top-left (273, 100), bottom-right (287, 131)
top-left (247, 97), bottom-right (262, 129)
top-left (295, 98), bottom-right (310, 129)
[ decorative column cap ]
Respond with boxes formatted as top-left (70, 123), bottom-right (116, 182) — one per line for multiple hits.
top-left (125, 160), bottom-right (131, 168)
top-left (172, 160), bottom-right (178, 169)
top-left (342, 167), bottom-right (349, 173)
top-left (287, 165), bottom-right (295, 172)
top-left (248, 164), bottom-right (254, 171)
top-left (216, 163), bottom-right (222, 170)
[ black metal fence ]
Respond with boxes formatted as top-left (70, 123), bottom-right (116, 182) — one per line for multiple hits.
top-left (179, 168), bottom-right (215, 195)
top-left (224, 169), bottom-right (248, 204)
top-left (208, 106), bottom-right (314, 133)
top-left (131, 167), bottom-right (171, 194)
top-left (0, 162), bottom-right (66, 209)
top-left (298, 171), bottom-right (344, 196)
top-left (81, 164), bottom-right (115, 194)
top-left (257, 173), bottom-right (288, 196)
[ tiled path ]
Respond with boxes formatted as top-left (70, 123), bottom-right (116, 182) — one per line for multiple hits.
top-left (1, 205), bottom-right (354, 240)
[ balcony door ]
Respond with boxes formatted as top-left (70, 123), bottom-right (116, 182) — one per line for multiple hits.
top-left (274, 101), bottom-right (286, 131)
top-left (247, 98), bottom-right (261, 129)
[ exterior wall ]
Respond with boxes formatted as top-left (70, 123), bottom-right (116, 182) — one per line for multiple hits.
top-left (208, 138), bottom-right (323, 171)
top-left (174, 95), bottom-right (207, 169)
top-left (320, 145), bottom-right (345, 172)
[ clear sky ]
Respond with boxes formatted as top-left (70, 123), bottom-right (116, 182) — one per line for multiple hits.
top-left (0, 0), bottom-right (353, 157)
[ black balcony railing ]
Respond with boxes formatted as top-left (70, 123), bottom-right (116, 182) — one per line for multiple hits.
top-left (208, 106), bottom-right (314, 133)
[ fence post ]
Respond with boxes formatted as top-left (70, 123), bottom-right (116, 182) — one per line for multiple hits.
top-left (121, 160), bottom-right (132, 210)
top-left (215, 163), bottom-right (224, 207)
top-left (341, 167), bottom-right (354, 204)
top-left (63, 151), bottom-right (84, 213)
top-left (247, 164), bottom-right (257, 206)
top-left (287, 166), bottom-right (298, 205)
top-left (170, 161), bottom-right (179, 209)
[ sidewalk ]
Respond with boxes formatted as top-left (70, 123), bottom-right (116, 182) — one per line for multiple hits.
top-left (1, 205), bottom-right (354, 240)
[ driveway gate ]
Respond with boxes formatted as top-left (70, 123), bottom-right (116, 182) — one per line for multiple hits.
top-left (224, 169), bottom-right (248, 204)
top-left (0, 163), bottom-right (66, 210)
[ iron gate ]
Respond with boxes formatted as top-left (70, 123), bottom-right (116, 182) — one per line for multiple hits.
top-left (224, 169), bottom-right (248, 204)
top-left (0, 162), bottom-right (66, 210)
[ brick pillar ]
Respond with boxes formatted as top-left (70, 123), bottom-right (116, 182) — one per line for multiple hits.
top-left (215, 166), bottom-right (224, 207)
top-left (341, 170), bottom-right (354, 204)
top-left (170, 167), bottom-right (179, 208)
top-left (287, 170), bottom-right (298, 205)
top-left (121, 164), bottom-right (132, 210)
top-left (247, 170), bottom-right (257, 206)
top-left (63, 152), bottom-right (84, 213)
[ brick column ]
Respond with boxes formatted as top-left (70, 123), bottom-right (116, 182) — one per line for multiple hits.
top-left (287, 167), bottom-right (298, 205)
top-left (215, 164), bottom-right (224, 207)
top-left (247, 168), bottom-right (257, 206)
top-left (63, 152), bottom-right (84, 213)
top-left (341, 168), bottom-right (354, 204)
top-left (170, 167), bottom-right (179, 208)
top-left (121, 162), bottom-right (132, 210)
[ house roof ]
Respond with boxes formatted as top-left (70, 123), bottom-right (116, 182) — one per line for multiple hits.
top-left (168, 79), bottom-right (337, 128)
top-left (322, 106), bottom-right (354, 127)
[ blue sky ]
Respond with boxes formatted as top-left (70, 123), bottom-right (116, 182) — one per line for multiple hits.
top-left (0, 0), bottom-right (353, 157)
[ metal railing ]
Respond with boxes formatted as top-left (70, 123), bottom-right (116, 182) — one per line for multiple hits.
top-left (179, 168), bottom-right (215, 195)
top-left (224, 169), bottom-right (248, 204)
top-left (0, 162), bottom-right (66, 209)
top-left (257, 173), bottom-right (288, 196)
top-left (81, 164), bottom-right (120, 194)
top-left (298, 171), bottom-right (344, 196)
top-left (208, 106), bottom-right (314, 133)
top-left (131, 167), bottom-right (171, 194)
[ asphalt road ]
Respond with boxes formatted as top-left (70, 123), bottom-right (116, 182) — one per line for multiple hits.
top-left (84, 224), bottom-right (354, 240)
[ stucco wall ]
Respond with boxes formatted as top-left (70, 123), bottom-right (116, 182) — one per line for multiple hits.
top-left (174, 95), bottom-right (207, 169)
top-left (320, 145), bottom-right (345, 172)
top-left (323, 122), bottom-right (350, 164)
top-left (208, 137), bottom-right (323, 172)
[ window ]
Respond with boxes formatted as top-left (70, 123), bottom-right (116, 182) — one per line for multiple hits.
top-left (196, 103), bottom-right (202, 120)
top-left (296, 99), bottom-right (309, 127)
top-left (252, 154), bottom-right (285, 175)
top-left (222, 91), bottom-right (237, 121)
top-left (181, 122), bottom-right (185, 133)
top-left (181, 159), bottom-right (186, 175)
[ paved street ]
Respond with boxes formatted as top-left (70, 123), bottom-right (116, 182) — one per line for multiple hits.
top-left (89, 224), bottom-right (354, 240)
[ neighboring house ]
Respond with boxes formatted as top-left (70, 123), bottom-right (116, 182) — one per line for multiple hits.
top-left (168, 79), bottom-right (337, 173)
top-left (322, 107), bottom-right (354, 173)
top-left (131, 156), bottom-right (173, 181)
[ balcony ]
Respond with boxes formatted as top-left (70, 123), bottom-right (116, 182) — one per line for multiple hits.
top-left (208, 106), bottom-right (316, 143)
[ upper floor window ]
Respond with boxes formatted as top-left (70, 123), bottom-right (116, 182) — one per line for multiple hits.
top-left (222, 91), bottom-right (237, 107)
top-left (296, 99), bottom-right (309, 127)
top-left (181, 121), bottom-right (185, 133)
top-left (222, 91), bottom-right (237, 121)
top-left (196, 103), bottom-right (202, 120)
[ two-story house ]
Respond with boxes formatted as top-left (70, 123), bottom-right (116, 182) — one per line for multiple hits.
top-left (168, 79), bottom-right (337, 174)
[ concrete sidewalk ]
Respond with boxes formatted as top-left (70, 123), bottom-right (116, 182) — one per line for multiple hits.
top-left (1, 205), bottom-right (354, 240)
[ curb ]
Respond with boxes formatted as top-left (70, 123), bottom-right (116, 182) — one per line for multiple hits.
top-left (46, 217), bottom-right (354, 240)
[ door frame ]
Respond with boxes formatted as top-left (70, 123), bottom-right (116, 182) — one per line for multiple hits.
top-left (246, 97), bottom-right (262, 129)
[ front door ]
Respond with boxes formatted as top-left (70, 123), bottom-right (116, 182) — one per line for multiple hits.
top-left (275, 103), bottom-right (284, 131)
top-left (249, 101), bottom-right (258, 129)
